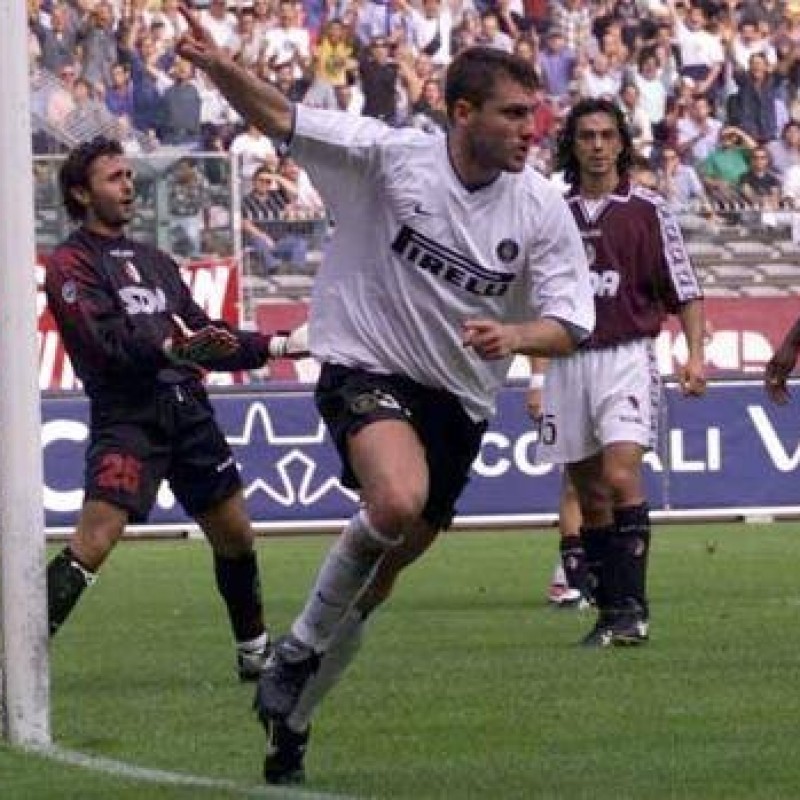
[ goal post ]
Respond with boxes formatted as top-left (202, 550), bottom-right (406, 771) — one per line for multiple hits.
top-left (0, 0), bottom-right (51, 746)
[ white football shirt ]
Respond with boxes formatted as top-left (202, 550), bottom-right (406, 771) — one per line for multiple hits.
top-left (290, 105), bottom-right (595, 420)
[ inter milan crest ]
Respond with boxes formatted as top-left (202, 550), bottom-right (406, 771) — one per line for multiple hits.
top-left (496, 239), bottom-right (519, 263)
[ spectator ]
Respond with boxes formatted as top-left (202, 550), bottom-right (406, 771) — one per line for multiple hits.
top-left (672, 1), bottom-right (725, 105)
top-left (271, 60), bottom-right (312, 102)
top-left (251, 0), bottom-right (278, 39)
top-left (105, 62), bottom-right (135, 120)
top-left (241, 161), bottom-right (308, 276)
top-left (633, 48), bottom-right (668, 126)
top-left (278, 155), bottom-right (325, 217)
top-left (39, 3), bottom-right (78, 74)
top-left (312, 18), bottom-right (357, 89)
top-left (229, 7), bottom-right (266, 70)
top-left (167, 156), bottom-right (208, 257)
top-left (122, 32), bottom-right (169, 137)
top-left (780, 157), bottom-right (800, 206)
top-left (728, 16), bottom-right (777, 73)
top-left (160, 56), bottom-right (202, 147)
top-left (728, 52), bottom-right (784, 143)
top-left (199, 0), bottom-right (238, 49)
top-left (677, 93), bottom-right (723, 165)
top-left (699, 124), bottom-right (757, 207)
top-left (478, 11), bottom-right (516, 52)
top-left (230, 121), bottom-right (278, 181)
top-left (767, 120), bottom-right (800, 178)
top-left (580, 51), bottom-right (621, 98)
top-left (618, 81), bottom-right (654, 157)
top-left (47, 63), bottom-right (78, 125)
top-left (740, 145), bottom-right (783, 210)
top-left (539, 29), bottom-right (577, 102)
top-left (149, 0), bottom-right (188, 46)
top-left (197, 69), bottom-right (240, 147)
top-left (652, 95), bottom-right (684, 160)
top-left (550, 0), bottom-right (594, 56)
top-left (263, 0), bottom-right (312, 77)
top-left (355, 0), bottom-right (409, 48)
top-left (656, 144), bottom-right (715, 231)
top-left (64, 77), bottom-right (109, 135)
top-left (333, 76), bottom-right (365, 114)
top-left (399, 0), bottom-right (456, 67)
top-left (650, 21), bottom-right (681, 91)
top-left (411, 76), bottom-right (449, 130)
top-left (359, 35), bottom-right (405, 123)
top-left (77, 0), bottom-right (119, 90)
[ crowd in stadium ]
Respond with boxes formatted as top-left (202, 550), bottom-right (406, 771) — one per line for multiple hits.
top-left (25, 0), bottom-right (800, 238)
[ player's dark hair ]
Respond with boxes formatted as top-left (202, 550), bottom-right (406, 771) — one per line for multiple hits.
top-left (444, 46), bottom-right (539, 121)
top-left (555, 98), bottom-right (634, 188)
top-left (59, 135), bottom-right (125, 221)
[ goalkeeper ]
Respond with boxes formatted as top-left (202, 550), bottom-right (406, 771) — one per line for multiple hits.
top-left (44, 136), bottom-right (308, 681)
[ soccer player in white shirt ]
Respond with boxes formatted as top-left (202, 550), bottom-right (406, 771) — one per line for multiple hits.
top-left (177, 6), bottom-right (595, 785)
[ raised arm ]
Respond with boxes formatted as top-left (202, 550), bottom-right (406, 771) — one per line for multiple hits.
top-left (175, 4), bottom-right (293, 140)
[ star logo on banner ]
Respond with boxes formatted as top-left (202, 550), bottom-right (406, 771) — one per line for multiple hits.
top-left (224, 401), bottom-right (358, 508)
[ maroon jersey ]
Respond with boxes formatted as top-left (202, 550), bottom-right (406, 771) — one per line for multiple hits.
top-left (565, 180), bottom-right (702, 349)
top-left (46, 227), bottom-right (271, 399)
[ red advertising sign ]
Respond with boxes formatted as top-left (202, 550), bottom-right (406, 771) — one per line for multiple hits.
top-left (660, 297), bottom-right (799, 376)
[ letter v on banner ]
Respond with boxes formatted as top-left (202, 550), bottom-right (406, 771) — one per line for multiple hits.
top-left (748, 406), bottom-right (800, 471)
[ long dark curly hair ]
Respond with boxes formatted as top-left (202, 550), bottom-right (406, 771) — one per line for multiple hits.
top-left (554, 98), bottom-right (634, 187)
top-left (59, 136), bottom-right (124, 221)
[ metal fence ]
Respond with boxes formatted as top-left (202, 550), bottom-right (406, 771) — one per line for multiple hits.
top-left (34, 152), bottom-right (331, 323)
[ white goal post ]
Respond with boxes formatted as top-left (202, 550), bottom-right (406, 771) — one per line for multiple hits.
top-left (0, 0), bottom-right (51, 746)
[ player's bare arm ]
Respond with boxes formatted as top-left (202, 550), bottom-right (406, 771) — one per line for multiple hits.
top-left (677, 299), bottom-right (707, 397)
top-left (462, 318), bottom-right (577, 360)
top-left (765, 317), bottom-right (800, 404)
top-left (176, 4), bottom-right (293, 140)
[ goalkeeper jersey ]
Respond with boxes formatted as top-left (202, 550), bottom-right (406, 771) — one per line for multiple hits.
top-left (46, 227), bottom-right (271, 399)
top-left (291, 105), bottom-right (594, 421)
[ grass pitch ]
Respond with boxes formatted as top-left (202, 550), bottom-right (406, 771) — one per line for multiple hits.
top-left (4, 522), bottom-right (800, 799)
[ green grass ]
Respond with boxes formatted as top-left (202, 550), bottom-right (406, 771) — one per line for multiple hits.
top-left (5, 523), bottom-right (800, 799)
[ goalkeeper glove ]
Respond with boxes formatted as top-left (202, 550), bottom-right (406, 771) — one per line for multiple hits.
top-left (164, 314), bottom-right (240, 365)
top-left (268, 323), bottom-right (310, 359)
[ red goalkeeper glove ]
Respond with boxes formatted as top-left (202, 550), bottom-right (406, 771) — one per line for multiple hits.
top-left (164, 314), bottom-right (240, 365)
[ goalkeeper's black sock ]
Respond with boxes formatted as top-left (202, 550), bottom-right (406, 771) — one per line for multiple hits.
top-left (47, 547), bottom-right (96, 637)
top-left (214, 550), bottom-right (266, 642)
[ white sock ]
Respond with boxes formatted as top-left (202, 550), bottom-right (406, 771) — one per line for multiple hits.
top-left (286, 608), bottom-right (367, 733)
top-left (291, 511), bottom-right (389, 651)
top-left (236, 631), bottom-right (269, 653)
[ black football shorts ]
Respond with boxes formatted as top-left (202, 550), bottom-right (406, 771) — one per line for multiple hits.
top-left (315, 363), bottom-right (487, 529)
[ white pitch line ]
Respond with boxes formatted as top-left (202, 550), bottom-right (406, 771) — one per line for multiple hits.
top-left (23, 743), bottom-right (359, 800)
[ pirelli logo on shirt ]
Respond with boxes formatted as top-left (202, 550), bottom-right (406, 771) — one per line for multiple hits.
top-left (392, 226), bottom-right (514, 297)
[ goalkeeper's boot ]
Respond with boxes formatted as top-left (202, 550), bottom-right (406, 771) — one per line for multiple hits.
top-left (237, 633), bottom-right (271, 682)
top-left (254, 634), bottom-right (320, 721)
top-left (263, 719), bottom-right (309, 785)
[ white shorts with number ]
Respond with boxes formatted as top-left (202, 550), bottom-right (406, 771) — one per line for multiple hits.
top-left (537, 338), bottom-right (661, 465)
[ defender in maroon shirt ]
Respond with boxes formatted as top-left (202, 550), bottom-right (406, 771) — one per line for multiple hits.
top-left (538, 99), bottom-right (707, 646)
top-left (46, 137), bottom-right (307, 680)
